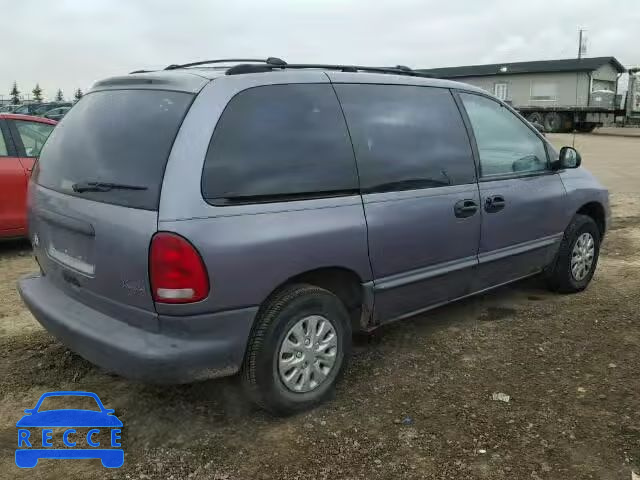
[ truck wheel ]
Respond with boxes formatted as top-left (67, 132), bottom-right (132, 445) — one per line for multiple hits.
top-left (242, 284), bottom-right (351, 415)
top-left (547, 214), bottom-right (600, 293)
top-left (527, 112), bottom-right (544, 125)
top-left (543, 112), bottom-right (566, 133)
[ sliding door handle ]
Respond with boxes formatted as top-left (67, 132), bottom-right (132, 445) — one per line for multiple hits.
top-left (485, 195), bottom-right (506, 213)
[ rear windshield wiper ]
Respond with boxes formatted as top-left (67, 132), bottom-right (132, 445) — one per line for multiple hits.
top-left (72, 182), bottom-right (148, 193)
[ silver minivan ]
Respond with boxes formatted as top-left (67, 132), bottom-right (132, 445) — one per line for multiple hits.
top-left (19, 59), bottom-right (609, 414)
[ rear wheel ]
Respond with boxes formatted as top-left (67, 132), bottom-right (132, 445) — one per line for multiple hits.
top-left (547, 215), bottom-right (600, 293)
top-left (241, 284), bottom-right (351, 415)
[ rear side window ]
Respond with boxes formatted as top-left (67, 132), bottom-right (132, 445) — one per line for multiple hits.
top-left (202, 84), bottom-right (358, 204)
top-left (0, 127), bottom-right (7, 156)
top-left (35, 90), bottom-right (193, 210)
top-left (14, 120), bottom-right (55, 157)
top-left (334, 84), bottom-right (476, 193)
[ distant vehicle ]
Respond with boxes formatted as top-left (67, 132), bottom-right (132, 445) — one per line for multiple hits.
top-left (33, 102), bottom-right (72, 116)
top-left (43, 106), bottom-right (71, 121)
top-left (18, 58), bottom-right (609, 415)
top-left (13, 103), bottom-right (72, 117)
top-left (0, 105), bottom-right (21, 113)
top-left (12, 104), bottom-right (42, 115)
top-left (0, 114), bottom-right (56, 239)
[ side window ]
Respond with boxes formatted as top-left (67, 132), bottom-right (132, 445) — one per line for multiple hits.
top-left (0, 128), bottom-right (8, 156)
top-left (202, 84), bottom-right (357, 203)
top-left (14, 120), bottom-right (55, 157)
top-left (460, 93), bottom-right (548, 177)
top-left (334, 84), bottom-right (476, 193)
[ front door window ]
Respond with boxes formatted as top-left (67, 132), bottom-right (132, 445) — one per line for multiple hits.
top-left (460, 93), bottom-right (548, 177)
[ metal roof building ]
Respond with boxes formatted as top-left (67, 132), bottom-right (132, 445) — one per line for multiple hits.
top-left (418, 57), bottom-right (625, 109)
top-left (418, 57), bottom-right (626, 132)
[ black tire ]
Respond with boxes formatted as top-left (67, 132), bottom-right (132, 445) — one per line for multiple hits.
top-left (547, 214), bottom-right (600, 293)
top-left (241, 283), bottom-right (352, 415)
top-left (543, 112), bottom-right (569, 133)
top-left (527, 112), bottom-right (544, 125)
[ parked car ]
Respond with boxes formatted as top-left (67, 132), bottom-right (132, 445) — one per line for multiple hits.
top-left (0, 114), bottom-right (56, 239)
top-left (12, 104), bottom-right (43, 115)
top-left (43, 106), bottom-right (71, 121)
top-left (12, 103), bottom-right (71, 117)
top-left (18, 60), bottom-right (609, 415)
top-left (33, 102), bottom-right (72, 117)
top-left (0, 104), bottom-right (21, 113)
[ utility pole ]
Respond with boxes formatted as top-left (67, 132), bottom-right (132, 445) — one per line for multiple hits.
top-left (573, 28), bottom-right (587, 146)
top-left (577, 29), bottom-right (586, 60)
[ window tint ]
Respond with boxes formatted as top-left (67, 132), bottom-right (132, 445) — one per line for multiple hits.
top-left (334, 84), bottom-right (476, 193)
top-left (202, 84), bottom-right (357, 203)
top-left (460, 93), bottom-right (548, 176)
top-left (35, 90), bottom-right (193, 210)
top-left (14, 120), bottom-right (55, 157)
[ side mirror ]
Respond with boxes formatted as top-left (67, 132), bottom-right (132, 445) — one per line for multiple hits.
top-left (558, 146), bottom-right (581, 169)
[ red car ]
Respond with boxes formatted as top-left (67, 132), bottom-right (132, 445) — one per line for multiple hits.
top-left (0, 114), bottom-right (57, 239)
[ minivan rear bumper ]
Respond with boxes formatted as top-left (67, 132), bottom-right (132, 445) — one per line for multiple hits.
top-left (18, 274), bottom-right (257, 383)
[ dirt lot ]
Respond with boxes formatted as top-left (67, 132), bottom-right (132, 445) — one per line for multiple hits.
top-left (1, 134), bottom-right (638, 479)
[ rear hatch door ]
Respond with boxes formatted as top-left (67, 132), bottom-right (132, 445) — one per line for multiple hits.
top-left (29, 88), bottom-right (194, 331)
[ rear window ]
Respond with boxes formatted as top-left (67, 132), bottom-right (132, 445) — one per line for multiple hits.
top-left (35, 89), bottom-right (193, 210)
top-left (201, 84), bottom-right (358, 204)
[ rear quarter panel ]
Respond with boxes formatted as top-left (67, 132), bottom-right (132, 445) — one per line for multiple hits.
top-left (158, 72), bottom-right (372, 315)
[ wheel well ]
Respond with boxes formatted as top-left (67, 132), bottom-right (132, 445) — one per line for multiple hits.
top-left (282, 267), bottom-right (366, 332)
top-left (577, 202), bottom-right (606, 237)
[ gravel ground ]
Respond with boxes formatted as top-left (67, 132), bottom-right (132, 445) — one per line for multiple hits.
top-left (0, 134), bottom-right (638, 479)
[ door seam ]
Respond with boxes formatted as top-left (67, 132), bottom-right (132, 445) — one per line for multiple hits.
top-left (325, 74), bottom-right (377, 326)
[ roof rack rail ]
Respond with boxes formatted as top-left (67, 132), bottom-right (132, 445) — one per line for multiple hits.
top-left (225, 62), bottom-right (433, 78)
top-left (164, 57), bottom-right (286, 70)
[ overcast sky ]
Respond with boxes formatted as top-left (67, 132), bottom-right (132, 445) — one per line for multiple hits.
top-left (2, 0), bottom-right (639, 101)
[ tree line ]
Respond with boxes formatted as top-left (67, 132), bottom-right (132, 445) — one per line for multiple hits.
top-left (8, 81), bottom-right (83, 104)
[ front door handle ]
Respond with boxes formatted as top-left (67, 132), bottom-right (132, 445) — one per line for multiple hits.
top-left (454, 199), bottom-right (478, 218)
top-left (485, 195), bottom-right (506, 213)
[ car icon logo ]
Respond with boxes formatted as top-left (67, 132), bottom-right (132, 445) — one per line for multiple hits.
top-left (15, 391), bottom-right (123, 468)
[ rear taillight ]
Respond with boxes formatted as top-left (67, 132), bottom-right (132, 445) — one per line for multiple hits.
top-left (149, 232), bottom-right (209, 303)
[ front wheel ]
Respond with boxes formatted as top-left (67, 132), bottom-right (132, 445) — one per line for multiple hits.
top-left (241, 284), bottom-right (352, 415)
top-left (547, 214), bottom-right (601, 293)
